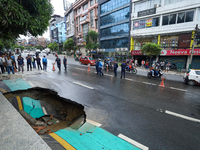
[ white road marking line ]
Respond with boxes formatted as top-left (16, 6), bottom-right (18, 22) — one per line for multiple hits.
top-left (170, 87), bottom-right (187, 92)
top-left (73, 81), bottom-right (94, 89)
top-left (42, 107), bottom-right (48, 115)
top-left (86, 119), bottom-right (102, 127)
top-left (165, 110), bottom-right (200, 123)
top-left (143, 82), bottom-right (156, 86)
top-left (118, 134), bottom-right (149, 150)
top-left (104, 74), bottom-right (113, 77)
top-left (125, 78), bottom-right (133, 81)
top-left (75, 68), bottom-right (86, 71)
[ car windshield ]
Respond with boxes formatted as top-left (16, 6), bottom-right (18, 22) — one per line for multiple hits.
top-left (195, 71), bottom-right (200, 75)
top-left (88, 57), bottom-right (94, 60)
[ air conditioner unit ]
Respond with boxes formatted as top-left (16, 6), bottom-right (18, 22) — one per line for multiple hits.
top-left (154, 4), bottom-right (160, 8)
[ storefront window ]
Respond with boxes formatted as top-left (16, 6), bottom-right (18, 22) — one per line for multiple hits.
top-left (134, 37), bottom-right (158, 50)
top-left (160, 36), bottom-right (179, 48)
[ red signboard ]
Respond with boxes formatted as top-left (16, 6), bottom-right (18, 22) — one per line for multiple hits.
top-left (131, 49), bottom-right (200, 56)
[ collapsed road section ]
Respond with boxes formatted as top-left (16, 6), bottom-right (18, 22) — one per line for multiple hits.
top-left (4, 87), bottom-right (86, 135)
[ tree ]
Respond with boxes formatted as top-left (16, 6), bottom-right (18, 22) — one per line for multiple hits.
top-left (84, 30), bottom-right (99, 56)
top-left (0, 0), bottom-right (53, 40)
top-left (35, 45), bottom-right (43, 50)
top-left (0, 40), bottom-right (4, 51)
top-left (2, 39), bottom-right (15, 50)
top-left (141, 43), bottom-right (162, 65)
top-left (48, 42), bottom-right (58, 52)
top-left (63, 38), bottom-right (76, 52)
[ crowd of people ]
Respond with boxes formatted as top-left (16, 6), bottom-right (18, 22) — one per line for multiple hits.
top-left (0, 52), bottom-right (67, 75)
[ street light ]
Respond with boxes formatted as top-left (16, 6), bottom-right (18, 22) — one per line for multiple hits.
top-left (188, 24), bottom-right (199, 70)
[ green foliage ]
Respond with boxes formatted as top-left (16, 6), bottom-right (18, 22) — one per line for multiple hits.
top-left (1, 39), bottom-right (15, 49)
top-left (141, 43), bottom-right (162, 57)
top-left (0, 40), bottom-right (4, 50)
top-left (0, 0), bottom-right (53, 40)
top-left (47, 42), bottom-right (58, 51)
top-left (84, 29), bottom-right (99, 55)
top-left (63, 38), bottom-right (75, 52)
top-left (20, 46), bottom-right (25, 50)
top-left (35, 45), bottom-right (43, 50)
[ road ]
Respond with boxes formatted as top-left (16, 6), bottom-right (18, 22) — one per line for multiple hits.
top-left (24, 53), bottom-right (200, 150)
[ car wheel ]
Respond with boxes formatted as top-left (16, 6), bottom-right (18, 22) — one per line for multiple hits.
top-left (188, 80), bottom-right (196, 86)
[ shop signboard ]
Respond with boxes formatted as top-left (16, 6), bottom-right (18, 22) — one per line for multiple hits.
top-left (131, 49), bottom-right (200, 56)
top-left (140, 20), bottom-right (146, 29)
top-left (146, 19), bottom-right (152, 27)
top-left (138, 8), bottom-right (156, 17)
top-left (134, 21), bottom-right (140, 30)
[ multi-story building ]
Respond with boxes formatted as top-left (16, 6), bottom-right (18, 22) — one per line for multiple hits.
top-left (130, 0), bottom-right (200, 69)
top-left (98, 0), bottom-right (131, 58)
top-left (17, 39), bottom-right (28, 47)
top-left (36, 38), bottom-right (51, 48)
top-left (73, 0), bottom-right (98, 55)
top-left (28, 37), bottom-right (37, 46)
top-left (64, 2), bottom-right (75, 40)
top-left (49, 15), bottom-right (64, 43)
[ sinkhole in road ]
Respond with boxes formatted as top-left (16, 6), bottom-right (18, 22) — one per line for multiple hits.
top-left (4, 87), bottom-right (86, 135)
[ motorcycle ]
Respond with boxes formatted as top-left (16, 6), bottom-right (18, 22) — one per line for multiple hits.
top-left (75, 56), bottom-right (79, 61)
top-left (125, 65), bottom-right (137, 74)
top-left (147, 69), bottom-right (163, 79)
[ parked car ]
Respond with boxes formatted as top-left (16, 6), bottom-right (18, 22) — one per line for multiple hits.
top-left (184, 69), bottom-right (200, 86)
top-left (79, 56), bottom-right (96, 66)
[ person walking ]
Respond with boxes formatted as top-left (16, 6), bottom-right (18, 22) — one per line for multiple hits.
top-left (55, 56), bottom-right (61, 71)
top-left (42, 56), bottom-right (47, 71)
top-left (26, 55), bottom-right (32, 71)
top-left (11, 54), bottom-right (17, 69)
top-left (31, 56), bottom-right (36, 69)
top-left (145, 60), bottom-right (149, 70)
top-left (98, 59), bottom-right (104, 76)
top-left (114, 61), bottom-right (118, 77)
top-left (120, 60), bottom-right (126, 79)
top-left (17, 55), bottom-right (24, 73)
top-left (0, 55), bottom-right (5, 73)
top-left (95, 59), bottom-right (99, 75)
top-left (135, 59), bottom-right (138, 68)
top-left (36, 56), bottom-right (42, 70)
top-left (63, 56), bottom-right (67, 70)
top-left (6, 56), bottom-right (15, 74)
top-left (160, 60), bottom-right (165, 71)
top-left (141, 60), bottom-right (145, 69)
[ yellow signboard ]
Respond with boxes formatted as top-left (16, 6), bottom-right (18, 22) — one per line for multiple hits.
top-left (146, 19), bottom-right (152, 27)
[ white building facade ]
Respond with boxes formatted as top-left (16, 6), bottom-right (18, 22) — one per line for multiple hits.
top-left (130, 0), bottom-right (200, 69)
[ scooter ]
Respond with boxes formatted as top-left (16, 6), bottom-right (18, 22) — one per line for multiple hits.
top-left (147, 69), bottom-right (163, 79)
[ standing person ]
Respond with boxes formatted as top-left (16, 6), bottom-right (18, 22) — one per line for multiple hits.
top-left (42, 56), bottom-right (47, 71)
top-left (11, 54), bottom-right (17, 69)
top-left (120, 60), bottom-right (126, 79)
top-left (165, 62), bottom-right (170, 73)
top-left (145, 60), bottom-right (149, 70)
top-left (98, 59), bottom-right (104, 76)
top-left (135, 59), bottom-right (138, 68)
top-left (31, 56), bottom-right (36, 69)
top-left (0, 55), bottom-right (5, 73)
top-left (55, 56), bottom-right (61, 71)
top-left (6, 56), bottom-right (15, 74)
top-left (63, 56), bottom-right (67, 70)
top-left (153, 59), bottom-right (156, 66)
top-left (95, 59), bottom-right (99, 75)
top-left (141, 60), bottom-right (145, 69)
top-left (26, 55), bottom-right (32, 71)
top-left (160, 60), bottom-right (165, 71)
top-left (114, 61), bottom-right (118, 77)
top-left (36, 56), bottom-right (42, 70)
top-left (17, 55), bottom-right (24, 73)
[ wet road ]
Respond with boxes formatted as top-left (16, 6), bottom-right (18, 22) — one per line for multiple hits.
top-left (26, 54), bottom-right (200, 150)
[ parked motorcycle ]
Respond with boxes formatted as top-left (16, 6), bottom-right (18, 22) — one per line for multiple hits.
top-left (170, 63), bottom-right (177, 70)
top-left (125, 65), bottom-right (137, 74)
top-left (147, 69), bottom-right (163, 79)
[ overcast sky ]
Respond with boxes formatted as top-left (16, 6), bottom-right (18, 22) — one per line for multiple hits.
top-left (20, 0), bottom-right (75, 41)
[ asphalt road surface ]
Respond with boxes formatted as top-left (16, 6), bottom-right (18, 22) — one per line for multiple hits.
top-left (24, 54), bottom-right (200, 150)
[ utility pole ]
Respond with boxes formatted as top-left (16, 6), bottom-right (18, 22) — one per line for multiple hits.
top-left (188, 24), bottom-right (199, 70)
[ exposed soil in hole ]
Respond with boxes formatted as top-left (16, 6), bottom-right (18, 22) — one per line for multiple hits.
top-left (4, 87), bottom-right (86, 134)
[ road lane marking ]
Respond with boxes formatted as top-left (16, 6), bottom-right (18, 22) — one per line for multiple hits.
top-left (75, 68), bottom-right (86, 71)
top-left (73, 82), bottom-right (94, 89)
top-left (16, 96), bottom-right (23, 111)
top-left (143, 82), bottom-right (156, 86)
top-left (86, 119), bottom-right (102, 127)
top-left (42, 107), bottom-right (48, 115)
top-left (0, 88), bottom-right (7, 93)
top-left (165, 110), bottom-right (200, 123)
top-left (125, 78), bottom-right (133, 81)
top-left (49, 133), bottom-right (76, 150)
top-left (104, 74), bottom-right (113, 77)
top-left (170, 87), bottom-right (187, 92)
top-left (118, 134), bottom-right (149, 150)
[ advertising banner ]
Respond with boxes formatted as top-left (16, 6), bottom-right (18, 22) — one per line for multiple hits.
top-left (146, 19), bottom-right (152, 27)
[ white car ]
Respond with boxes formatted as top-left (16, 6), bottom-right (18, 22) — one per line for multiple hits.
top-left (184, 69), bottom-right (200, 86)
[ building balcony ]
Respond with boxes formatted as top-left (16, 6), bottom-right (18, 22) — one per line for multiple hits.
top-left (80, 17), bottom-right (90, 25)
